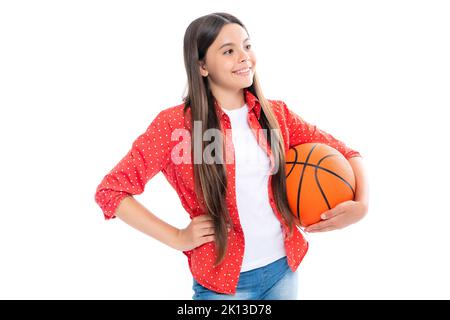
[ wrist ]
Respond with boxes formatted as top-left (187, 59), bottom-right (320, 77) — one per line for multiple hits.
top-left (171, 228), bottom-right (183, 251)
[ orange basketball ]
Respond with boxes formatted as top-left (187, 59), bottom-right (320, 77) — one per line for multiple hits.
top-left (285, 143), bottom-right (356, 227)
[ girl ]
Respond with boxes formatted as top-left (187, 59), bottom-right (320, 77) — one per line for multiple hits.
top-left (94, 12), bottom-right (369, 300)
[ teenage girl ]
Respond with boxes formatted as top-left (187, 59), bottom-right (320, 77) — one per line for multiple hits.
top-left (95, 12), bottom-right (369, 300)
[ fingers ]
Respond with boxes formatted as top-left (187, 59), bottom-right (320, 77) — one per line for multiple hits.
top-left (198, 221), bottom-right (215, 229)
top-left (195, 216), bottom-right (215, 245)
top-left (320, 207), bottom-right (344, 220)
top-left (200, 235), bottom-right (215, 245)
top-left (200, 227), bottom-right (215, 236)
top-left (305, 220), bottom-right (333, 233)
top-left (191, 215), bottom-right (214, 230)
top-left (193, 214), bottom-right (214, 223)
top-left (307, 226), bottom-right (335, 233)
top-left (191, 215), bottom-right (232, 246)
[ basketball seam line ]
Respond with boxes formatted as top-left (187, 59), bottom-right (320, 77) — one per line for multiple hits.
top-left (286, 160), bottom-right (356, 197)
top-left (296, 144), bottom-right (318, 223)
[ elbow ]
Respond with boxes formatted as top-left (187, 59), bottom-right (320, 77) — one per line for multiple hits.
top-left (94, 186), bottom-right (129, 220)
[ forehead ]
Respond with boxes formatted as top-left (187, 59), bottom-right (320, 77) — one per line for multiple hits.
top-left (213, 23), bottom-right (249, 47)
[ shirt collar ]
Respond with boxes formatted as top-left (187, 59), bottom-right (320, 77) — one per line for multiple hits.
top-left (214, 88), bottom-right (262, 120)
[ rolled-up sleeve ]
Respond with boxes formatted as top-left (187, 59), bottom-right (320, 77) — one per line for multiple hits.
top-left (94, 109), bottom-right (173, 220)
top-left (281, 101), bottom-right (361, 159)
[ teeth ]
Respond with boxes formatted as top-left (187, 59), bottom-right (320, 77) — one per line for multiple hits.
top-left (234, 68), bottom-right (250, 74)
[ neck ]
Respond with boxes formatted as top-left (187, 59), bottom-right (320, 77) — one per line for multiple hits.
top-left (210, 86), bottom-right (246, 110)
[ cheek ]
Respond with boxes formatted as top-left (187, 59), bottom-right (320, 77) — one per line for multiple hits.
top-left (211, 57), bottom-right (234, 76)
top-left (223, 59), bottom-right (236, 72)
top-left (250, 53), bottom-right (257, 67)
top-left (218, 61), bottom-right (236, 78)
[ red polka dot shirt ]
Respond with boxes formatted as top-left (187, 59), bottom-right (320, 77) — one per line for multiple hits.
top-left (94, 88), bottom-right (361, 295)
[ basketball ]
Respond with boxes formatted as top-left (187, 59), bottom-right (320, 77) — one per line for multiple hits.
top-left (285, 143), bottom-right (356, 227)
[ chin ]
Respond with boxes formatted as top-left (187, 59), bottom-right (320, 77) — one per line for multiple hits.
top-left (238, 78), bottom-right (253, 87)
top-left (244, 79), bottom-right (253, 87)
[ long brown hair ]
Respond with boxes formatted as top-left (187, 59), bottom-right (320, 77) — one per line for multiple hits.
top-left (182, 12), bottom-right (296, 266)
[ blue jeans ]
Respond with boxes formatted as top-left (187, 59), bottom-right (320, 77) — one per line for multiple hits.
top-left (192, 256), bottom-right (298, 300)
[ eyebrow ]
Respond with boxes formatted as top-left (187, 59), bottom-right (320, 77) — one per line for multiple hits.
top-left (218, 37), bottom-right (250, 50)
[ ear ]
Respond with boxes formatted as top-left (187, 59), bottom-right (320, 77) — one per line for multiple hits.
top-left (198, 60), bottom-right (208, 77)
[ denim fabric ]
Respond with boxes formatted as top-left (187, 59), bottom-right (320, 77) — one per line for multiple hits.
top-left (192, 256), bottom-right (298, 300)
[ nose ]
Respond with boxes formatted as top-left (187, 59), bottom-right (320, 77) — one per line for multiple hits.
top-left (238, 49), bottom-right (250, 63)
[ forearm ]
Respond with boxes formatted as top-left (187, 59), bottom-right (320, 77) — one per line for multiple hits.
top-left (348, 156), bottom-right (369, 211)
top-left (115, 196), bottom-right (181, 250)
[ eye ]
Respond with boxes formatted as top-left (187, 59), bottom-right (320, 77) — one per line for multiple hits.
top-left (223, 44), bottom-right (252, 55)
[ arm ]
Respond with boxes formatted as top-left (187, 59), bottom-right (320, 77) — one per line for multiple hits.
top-left (94, 109), bottom-right (173, 220)
top-left (95, 109), bottom-right (216, 251)
top-left (278, 100), bottom-right (369, 232)
top-left (349, 156), bottom-right (369, 209)
top-left (116, 196), bottom-right (216, 251)
top-left (280, 100), bottom-right (361, 159)
top-left (94, 110), bottom-right (181, 248)
top-left (115, 196), bottom-right (181, 250)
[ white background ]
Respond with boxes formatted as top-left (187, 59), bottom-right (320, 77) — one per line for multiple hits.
top-left (1, 0), bottom-right (449, 299)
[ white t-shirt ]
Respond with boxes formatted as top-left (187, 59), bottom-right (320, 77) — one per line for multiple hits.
top-left (221, 103), bottom-right (286, 272)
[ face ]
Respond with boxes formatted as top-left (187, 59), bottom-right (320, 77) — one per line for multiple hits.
top-left (199, 23), bottom-right (257, 91)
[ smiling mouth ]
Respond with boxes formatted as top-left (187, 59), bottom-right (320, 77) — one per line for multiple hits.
top-left (232, 67), bottom-right (251, 75)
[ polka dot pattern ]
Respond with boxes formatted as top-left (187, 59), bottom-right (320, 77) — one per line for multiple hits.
top-left (274, 100), bottom-right (362, 159)
top-left (94, 88), bottom-right (361, 295)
